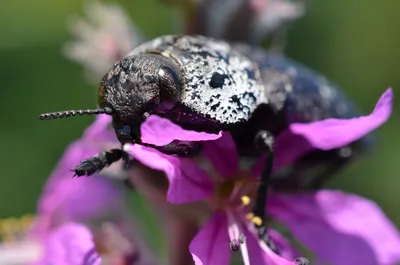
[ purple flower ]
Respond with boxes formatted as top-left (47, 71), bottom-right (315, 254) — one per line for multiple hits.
top-left (32, 115), bottom-right (161, 265)
top-left (268, 191), bottom-right (400, 265)
top-left (124, 89), bottom-right (400, 264)
top-left (127, 130), bottom-right (300, 264)
top-left (34, 115), bottom-right (124, 234)
top-left (33, 222), bottom-right (101, 265)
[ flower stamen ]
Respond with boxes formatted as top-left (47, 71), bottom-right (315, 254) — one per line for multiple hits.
top-left (230, 239), bottom-right (240, 252)
top-left (294, 257), bottom-right (310, 265)
top-left (245, 212), bottom-right (263, 226)
top-left (238, 234), bottom-right (246, 244)
top-left (241, 195), bottom-right (251, 206)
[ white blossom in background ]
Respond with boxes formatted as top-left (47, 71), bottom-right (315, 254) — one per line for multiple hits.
top-left (249, 0), bottom-right (305, 44)
top-left (162, 0), bottom-right (306, 46)
top-left (63, 1), bottom-right (143, 82)
top-left (0, 241), bottom-right (42, 265)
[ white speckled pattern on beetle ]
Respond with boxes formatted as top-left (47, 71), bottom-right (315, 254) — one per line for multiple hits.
top-left (128, 35), bottom-right (267, 124)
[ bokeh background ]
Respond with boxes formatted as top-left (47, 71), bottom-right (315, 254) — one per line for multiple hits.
top-left (0, 0), bottom-right (399, 232)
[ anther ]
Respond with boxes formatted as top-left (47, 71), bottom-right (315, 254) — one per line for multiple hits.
top-left (251, 216), bottom-right (263, 227)
top-left (238, 234), bottom-right (246, 244)
top-left (246, 212), bottom-right (263, 226)
top-left (230, 239), bottom-right (240, 252)
top-left (241, 195), bottom-right (251, 206)
top-left (294, 257), bottom-right (310, 265)
top-left (246, 212), bottom-right (254, 220)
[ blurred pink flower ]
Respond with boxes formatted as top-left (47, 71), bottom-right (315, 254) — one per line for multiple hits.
top-left (33, 114), bottom-right (123, 234)
top-left (33, 222), bottom-right (101, 265)
top-left (32, 115), bottom-right (160, 265)
top-left (124, 89), bottom-right (400, 264)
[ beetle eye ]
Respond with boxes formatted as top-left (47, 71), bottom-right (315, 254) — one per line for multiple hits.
top-left (157, 66), bottom-right (181, 111)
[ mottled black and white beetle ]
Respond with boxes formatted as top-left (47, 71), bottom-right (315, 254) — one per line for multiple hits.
top-left (39, 35), bottom-right (369, 249)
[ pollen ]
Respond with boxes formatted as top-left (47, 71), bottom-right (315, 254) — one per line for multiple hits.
top-left (251, 216), bottom-right (263, 226)
top-left (246, 212), bottom-right (262, 226)
top-left (246, 212), bottom-right (254, 220)
top-left (241, 195), bottom-right (251, 206)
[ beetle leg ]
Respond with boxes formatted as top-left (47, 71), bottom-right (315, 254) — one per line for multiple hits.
top-left (249, 130), bottom-right (278, 253)
top-left (150, 141), bottom-right (202, 157)
top-left (73, 148), bottom-right (126, 177)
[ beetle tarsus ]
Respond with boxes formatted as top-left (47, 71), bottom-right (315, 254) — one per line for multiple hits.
top-left (73, 148), bottom-right (125, 177)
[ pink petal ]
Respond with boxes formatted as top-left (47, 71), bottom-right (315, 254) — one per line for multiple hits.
top-left (34, 223), bottom-right (101, 265)
top-left (83, 114), bottom-right (115, 141)
top-left (36, 140), bottom-right (124, 232)
top-left (269, 229), bottom-right (301, 261)
top-left (189, 213), bottom-right (230, 265)
top-left (140, 115), bottom-right (222, 146)
top-left (125, 144), bottom-right (213, 204)
top-left (252, 88), bottom-right (394, 175)
top-left (269, 190), bottom-right (400, 265)
top-left (289, 88), bottom-right (393, 150)
top-left (273, 129), bottom-right (314, 170)
top-left (251, 132), bottom-right (312, 176)
top-left (202, 132), bottom-right (239, 178)
top-left (243, 225), bottom-right (297, 265)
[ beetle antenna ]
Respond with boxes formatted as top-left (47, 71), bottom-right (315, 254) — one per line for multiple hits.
top-left (39, 107), bottom-right (113, 120)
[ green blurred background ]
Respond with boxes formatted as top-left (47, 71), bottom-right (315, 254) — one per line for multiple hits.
top-left (0, 0), bottom-right (399, 230)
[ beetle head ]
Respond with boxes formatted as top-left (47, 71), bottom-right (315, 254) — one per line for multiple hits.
top-left (99, 53), bottom-right (182, 144)
top-left (39, 53), bottom-right (183, 146)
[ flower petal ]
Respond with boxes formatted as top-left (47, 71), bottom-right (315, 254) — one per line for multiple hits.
top-left (189, 213), bottom-right (230, 265)
top-left (125, 144), bottom-right (213, 204)
top-left (269, 190), bottom-right (400, 265)
top-left (83, 114), bottom-right (115, 141)
top-left (202, 132), bottom-right (239, 178)
top-left (251, 131), bottom-right (313, 176)
top-left (140, 115), bottom-right (222, 146)
top-left (252, 89), bottom-right (393, 174)
top-left (289, 88), bottom-right (393, 150)
top-left (36, 140), bottom-right (125, 232)
top-left (269, 229), bottom-right (301, 261)
top-left (243, 225), bottom-right (297, 265)
top-left (34, 223), bottom-right (101, 265)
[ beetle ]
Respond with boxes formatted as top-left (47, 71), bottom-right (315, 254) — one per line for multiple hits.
top-left (39, 35), bottom-right (370, 251)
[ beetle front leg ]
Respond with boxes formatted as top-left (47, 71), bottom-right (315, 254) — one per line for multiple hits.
top-left (153, 141), bottom-right (202, 157)
top-left (73, 148), bottom-right (126, 177)
top-left (248, 130), bottom-right (278, 252)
